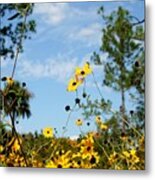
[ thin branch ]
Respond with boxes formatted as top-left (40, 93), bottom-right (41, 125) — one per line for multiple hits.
top-left (132, 19), bottom-right (145, 26)
top-left (11, 9), bottom-right (28, 78)
top-left (9, 112), bottom-right (29, 166)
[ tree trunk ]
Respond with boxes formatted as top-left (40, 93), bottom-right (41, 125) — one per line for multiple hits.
top-left (121, 87), bottom-right (126, 133)
top-left (11, 111), bottom-right (16, 136)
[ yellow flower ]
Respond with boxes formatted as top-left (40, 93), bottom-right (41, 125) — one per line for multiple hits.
top-left (6, 77), bottom-right (14, 85)
top-left (72, 152), bottom-right (81, 159)
top-left (0, 145), bottom-right (4, 153)
top-left (132, 156), bottom-right (140, 163)
top-left (115, 165), bottom-right (122, 170)
top-left (56, 149), bottom-right (65, 156)
top-left (83, 62), bottom-right (92, 75)
top-left (43, 127), bottom-right (53, 138)
top-left (45, 160), bottom-right (57, 168)
top-left (122, 151), bottom-right (130, 158)
top-left (46, 151), bottom-right (72, 168)
top-left (75, 67), bottom-right (87, 79)
top-left (80, 138), bottom-right (94, 159)
top-left (130, 149), bottom-right (136, 156)
top-left (108, 151), bottom-right (118, 165)
top-left (67, 78), bottom-right (81, 92)
top-left (12, 138), bottom-right (22, 152)
top-left (70, 160), bottom-right (81, 168)
top-left (75, 119), bottom-right (83, 126)
top-left (100, 123), bottom-right (108, 130)
top-left (0, 154), bottom-right (5, 163)
top-left (89, 152), bottom-right (100, 165)
top-left (95, 116), bottom-right (102, 124)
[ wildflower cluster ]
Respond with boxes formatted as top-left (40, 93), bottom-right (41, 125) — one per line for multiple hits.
top-left (67, 62), bottom-right (92, 92)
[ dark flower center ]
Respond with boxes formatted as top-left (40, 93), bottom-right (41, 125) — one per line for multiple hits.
top-left (87, 146), bottom-right (91, 151)
top-left (90, 156), bottom-right (96, 164)
top-left (115, 154), bottom-right (119, 158)
top-left (77, 160), bottom-right (81, 165)
top-left (72, 82), bottom-right (77, 86)
top-left (81, 71), bottom-right (85, 75)
top-left (57, 164), bottom-right (62, 168)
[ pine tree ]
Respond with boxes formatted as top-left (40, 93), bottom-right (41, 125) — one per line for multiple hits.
top-left (92, 6), bottom-right (144, 132)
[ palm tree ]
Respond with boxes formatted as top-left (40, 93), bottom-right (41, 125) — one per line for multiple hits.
top-left (2, 80), bottom-right (33, 135)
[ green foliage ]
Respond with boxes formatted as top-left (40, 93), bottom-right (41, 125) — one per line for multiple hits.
top-left (87, 6), bottom-right (145, 131)
top-left (0, 3), bottom-right (36, 59)
top-left (94, 6), bottom-right (144, 91)
top-left (81, 96), bottom-right (112, 119)
top-left (2, 81), bottom-right (33, 120)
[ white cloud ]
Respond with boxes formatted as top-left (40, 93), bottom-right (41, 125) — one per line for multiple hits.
top-left (17, 53), bottom-right (105, 84)
top-left (34, 3), bottom-right (69, 26)
top-left (69, 23), bottom-right (102, 47)
top-left (34, 3), bottom-right (98, 26)
top-left (33, 3), bottom-right (103, 48)
top-left (17, 57), bottom-right (78, 82)
top-left (77, 23), bottom-right (102, 37)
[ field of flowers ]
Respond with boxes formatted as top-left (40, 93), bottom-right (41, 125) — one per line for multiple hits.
top-left (0, 62), bottom-right (145, 170)
top-left (0, 124), bottom-right (145, 169)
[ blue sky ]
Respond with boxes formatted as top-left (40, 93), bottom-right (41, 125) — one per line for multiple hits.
top-left (1, 0), bottom-right (144, 138)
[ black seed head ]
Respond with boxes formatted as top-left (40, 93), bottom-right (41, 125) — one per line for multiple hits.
top-left (16, 121), bottom-right (19, 124)
top-left (1, 77), bottom-right (7, 81)
top-left (22, 134), bottom-right (25, 138)
top-left (75, 98), bottom-right (80, 104)
top-left (87, 122), bottom-right (90, 126)
top-left (130, 110), bottom-right (134, 115)
top-left (65, 105), bottom-right (70, 111)
top-left (121, 132), bottom-right (125, 137)
top-left (82, 92), bottom-right (87, 98)
top-left (22, 82), bottom-right (26, 87)
top-left (135, 61), bottom-right (139, 67)
top-left (62, 126), bottom-right (66, 130)
top-left (104, 140), bottom-right (108, 144)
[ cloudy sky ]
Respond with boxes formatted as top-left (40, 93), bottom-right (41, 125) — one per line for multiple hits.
top-left (1, 0), bottom-right (144, 137)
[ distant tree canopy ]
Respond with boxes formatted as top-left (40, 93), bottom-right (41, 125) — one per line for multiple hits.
top-left (0, 3), bottom-right (36, 59)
